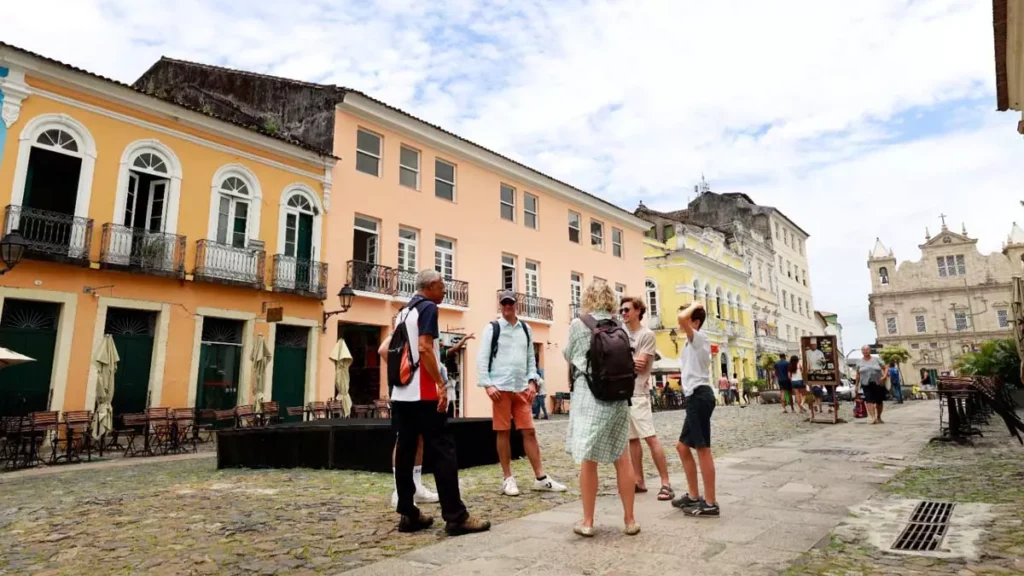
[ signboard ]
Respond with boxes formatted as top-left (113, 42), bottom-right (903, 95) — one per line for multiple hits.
top-left (710, 344), bottom-right (719, 354)
top-left (800, 335), bottom-right (839, 385)
top-left (265, 307), bottom-right (284, 323)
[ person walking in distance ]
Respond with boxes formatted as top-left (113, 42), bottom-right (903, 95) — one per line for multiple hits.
top-left (477, 290), bottom-right (567, 496)
top-left (888, 361), bottom-right (903, 404)
top-left (790, 355), bottom-right (807, 414)
top-left (620, 296), bottom-right (674, 501)
top-left (854, 345), bottom-right (888, 424)
top-left (379, 329), bottom-right (438, 508)
top-left (386, 270), bottom-right (490, 535)
top-left (717, 372), bottom-right (731, 406)
top-left (774, 354), bottom-right (793, 413)
top-left (671, 301), bottom-right (720, 517)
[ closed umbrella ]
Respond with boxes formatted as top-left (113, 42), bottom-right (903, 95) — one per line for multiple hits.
top-left (92, 335), bottom-right (119, 440)
top-left (329, 339), bottom-right (353, 417)
top-left (0, 346), bottom-right (34, 369)
top-left (251, 334), bottom-right (272, 409)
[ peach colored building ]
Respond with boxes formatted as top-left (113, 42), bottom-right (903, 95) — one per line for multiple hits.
top-left (0, 44), bottom-right (334, 419)
top-left (137, 60), bottom-right (650, 417)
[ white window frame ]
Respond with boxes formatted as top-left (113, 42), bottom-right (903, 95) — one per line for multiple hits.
top-left (397, 227), bottom-right (418, 272)
top-left (615, 283), bottom-right (626, 305)
top-left (500, 183), bottom-right (516, 222)
top-left (955, 254), bottom-right (966, 276)
top-left (886, 316), bottom-right (898, 335)
top-left (207, 164), bottom-right (262, 247)
top-left (571, 272), bottom-right (583, 307)
top-left (524, 193), bottom-right (538, 229)
top-left (525, 260), bottom-right (540, 297)
top-left (590, 219), bottom-right (605, 250)
top-left (998, 309), bottom-right (1009, 329)
top-left (354, 215), bottom-right (380, 263)
top-left (435, 158), bottom-right (456, 201)
top-left (276, 184), bottom-right (323, 259)
top-left (399, 145), bottom-right (420, 190)
top-left (112, 139), bottom-right (183, 235)
top-left (568, 211), bottom-right (581, 243)
top-left (612, 227), bottom-right (623, 258)
top-left (501, 254), bottom-right (517, 292)
top-left (356, 128), bottom-right (382, 177)
top-left (434, 236), bottom-right (456, 280)
top-left (915, 315), bottom-right (926, 333)
top-left (954, 311), bottom-right (968, 331)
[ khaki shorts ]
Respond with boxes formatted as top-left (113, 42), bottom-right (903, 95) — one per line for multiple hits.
top-left (628, 394), bottom-right (657, 440)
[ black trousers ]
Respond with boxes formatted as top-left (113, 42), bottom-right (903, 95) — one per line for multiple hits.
top-left (392, 400), bottom-right (467, 524)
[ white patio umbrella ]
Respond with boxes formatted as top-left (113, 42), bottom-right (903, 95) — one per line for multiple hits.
top-left (92, 335), bottom-right (119, 440)
top-left (251, 334), bottom-right (272, 409)
top-left (0, 346), bottom-right (34, 370)
top-left (329, 339), bottom-right (353, 417)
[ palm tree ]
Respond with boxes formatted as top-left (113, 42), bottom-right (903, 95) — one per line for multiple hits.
top-left (760, 353), bottom-right (780, 389)
top-left (956, 338), bottom-right (1021, 388)
top-left (879, 346), bottom-right (911, 395)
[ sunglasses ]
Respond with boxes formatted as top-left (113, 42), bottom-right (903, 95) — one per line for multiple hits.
top-left (619, 307), bottom-right (632, 314)
top-left (500, 300), bottom-right (516, 306)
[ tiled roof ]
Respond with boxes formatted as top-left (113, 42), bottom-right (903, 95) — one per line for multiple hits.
top-left (143, 57), bottom-right (645, 225)
top-left (0, 42), bottom-right (332, 156)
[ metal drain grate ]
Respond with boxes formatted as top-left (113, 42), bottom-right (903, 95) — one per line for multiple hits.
top-left (891, 501), bottom-right (955, 552)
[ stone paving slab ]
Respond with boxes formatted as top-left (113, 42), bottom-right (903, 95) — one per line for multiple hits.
top-left (342, 401), bottom-right (937, 575)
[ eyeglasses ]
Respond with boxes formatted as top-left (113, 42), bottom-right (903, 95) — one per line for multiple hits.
top-left (619, 308), bottom-right (632, 314)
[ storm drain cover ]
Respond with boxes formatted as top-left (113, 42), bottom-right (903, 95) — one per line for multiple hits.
top-left (800, 448), bottom-right (866, 457)
top-left (891, 501), bottom-right (955, 552)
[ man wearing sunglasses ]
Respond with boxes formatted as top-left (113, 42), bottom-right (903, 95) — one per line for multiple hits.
top-left (477, 290), bottom-right (567, 497)
top-left (619, 297), bottom-right (673, 501)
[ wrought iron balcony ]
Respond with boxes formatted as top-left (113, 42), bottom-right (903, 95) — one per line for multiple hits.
top-left (374, 265), bottom-right (470, 308)
top-left (348, 260), bottom-right (396, 295)
top-left (442, 278), bottom-right (470, 307)
top-left (272, 255), bottom-right (328, 299)
top-left (4, 205), bottom-right (93, 264)
top-left (100, 224), bottom-right (186, 278)
top-left (194, 239), bottom-right (265, 288)
top-left (756, 334), bottom-right (789, 354)
top-left (497, 290), bottom-right (553, 321)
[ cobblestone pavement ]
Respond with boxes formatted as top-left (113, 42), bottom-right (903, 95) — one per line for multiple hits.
top-left (784, 419), bottom-right (1024, 576)
top-left (0, 403), bottom-right (886, 575)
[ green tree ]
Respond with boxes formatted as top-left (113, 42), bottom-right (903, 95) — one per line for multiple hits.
top-left (879, 346), bottom-right (912, 389)
top-left (760, 353), bottom-right (779, 387)
top-left (956, 338), bottom-right (1021, 388)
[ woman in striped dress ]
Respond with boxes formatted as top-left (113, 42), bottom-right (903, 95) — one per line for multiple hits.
top-left (564, 281), bottom-right (639, 537)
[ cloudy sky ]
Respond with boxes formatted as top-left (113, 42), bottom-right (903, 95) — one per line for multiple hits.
top-left (5, 0), bottom-right (1023, 347)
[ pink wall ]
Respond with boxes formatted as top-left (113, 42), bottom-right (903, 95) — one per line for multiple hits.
top-left (318, 105), bottom-right (647, 417)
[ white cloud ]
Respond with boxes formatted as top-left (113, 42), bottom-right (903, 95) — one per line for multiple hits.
top-left (3, 0), bottom-right (1018, 348)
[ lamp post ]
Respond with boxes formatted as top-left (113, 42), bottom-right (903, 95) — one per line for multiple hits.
top-left (668, 328), bottom-right (679, 353)
top-left (0, 230), bottom-right (27, 275)
top-left (322, 284), bottom-right (356, 333)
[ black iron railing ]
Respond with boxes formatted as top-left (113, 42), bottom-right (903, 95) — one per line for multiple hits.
top-left (272, 255), bottom-right (328, 299)
top-left (100, 224), bottom-right (186, 278)
top-left (347, 260), bottom-right (395, 295)
top-left (496, 290), bottom-right (553, 321)
top-left (442, 278), bottom-right (470, 307)
top-left (4, 205), bottom-right (93, 263)
top-left (194, 240), bottom-right (265, 288)
top-left (394, 268), bottom-right (419, 299)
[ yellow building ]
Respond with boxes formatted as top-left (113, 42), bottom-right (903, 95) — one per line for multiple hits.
top-left (641, 221), bottom-right (757, 388)
top-left (0, 42), bottom-right (335, 420)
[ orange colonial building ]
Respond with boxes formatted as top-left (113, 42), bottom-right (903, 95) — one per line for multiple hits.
top-left (136, 59), bottom-right (651, 417)
top-left (0, 43), bottom-right (335, 419)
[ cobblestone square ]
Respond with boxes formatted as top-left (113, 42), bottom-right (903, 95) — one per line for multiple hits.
top-left (0, 404), bottom-right (832, 575)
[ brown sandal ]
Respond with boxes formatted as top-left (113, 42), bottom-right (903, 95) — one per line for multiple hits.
top-left (657, 486), bottom-right (674, 501)
top-left (635, 484), bottom-right (648, 493)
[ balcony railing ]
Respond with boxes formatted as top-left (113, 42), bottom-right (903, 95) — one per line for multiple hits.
top-left (442, 278), bottom-right (470, 307)
top-left (394, 268), bottom-right (419, 300)
top-left (497, 290), bottom-right (553, 321)
top-left (194, 240), bottom-right (265, 288)
top-left (100, 224), bottom-right (186, 278)
top-left (272, 255), bottom-right (328, 299)
top-left (4, 205), bottom-right (93, 264)
top-left (756, 335), bottom-right (789, 354)
top-left (348, 260), bottom-right (396, 295)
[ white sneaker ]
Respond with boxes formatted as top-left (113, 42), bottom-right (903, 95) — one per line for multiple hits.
top-left (501, 476), bottom-right (521, 496)
top-left (532, 476), bottom-right (567, 492)
top-left (415, 484), bottom-right (439, 503)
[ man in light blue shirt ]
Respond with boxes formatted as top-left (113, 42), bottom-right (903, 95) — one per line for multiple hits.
top-left (477, 290), bottom-right (567, 497)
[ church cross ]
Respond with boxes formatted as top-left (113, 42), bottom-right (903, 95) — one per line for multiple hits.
top-left (939, 213), bottom-right (947, 227)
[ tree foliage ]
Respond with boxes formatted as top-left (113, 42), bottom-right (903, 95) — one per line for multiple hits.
top-left (956, 338), bottom-right (1021, 388)
top-left (760, 353), bottom-right (779, 373)
top-left (879, 346), bottom-right (911, 367)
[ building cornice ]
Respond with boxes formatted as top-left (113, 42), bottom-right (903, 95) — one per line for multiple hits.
top-left (869, 281), bottom-right (1012, 300)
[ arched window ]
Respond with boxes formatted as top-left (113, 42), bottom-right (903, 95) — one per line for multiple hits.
top-left (207, 164), bottom-right (262, 248)
top-left (11, 114), bottom-right (97, 221)
top-left (716, 287), bottom-right (724, 319)
top-left (112, 140), bottom-right (183, 239)
top-left (736, 295), bottom-right (743, 324)
top-left (704, 283), bottom-right (712, 310)
top-left (277, 184), bottom-right (324, 261)
top-left (645, 279), bottom-right (659, 319)
top-left (879, 266), bottom-right (889, 285)
top-left (727, 291), bottom-right (735, 321)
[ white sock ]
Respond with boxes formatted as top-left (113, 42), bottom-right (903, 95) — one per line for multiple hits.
top-left (413, 465), bottom-right (423, 488)
top-left (392, 467), bottom-right (397, 492)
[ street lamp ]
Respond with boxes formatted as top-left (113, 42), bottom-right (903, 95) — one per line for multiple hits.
top-left (669, 328), bottom-right (679, 352)
top-left (322, 284), bottom-right (356, 333)
top-left (0, 230), bottom-right (27, 275)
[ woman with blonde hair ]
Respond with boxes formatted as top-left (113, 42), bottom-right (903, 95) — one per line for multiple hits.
top-left (563, 281), bottom-right (638, 537)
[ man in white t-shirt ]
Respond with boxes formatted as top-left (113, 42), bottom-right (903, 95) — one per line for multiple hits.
top-left (670, 301), bottom-right (719, 517)
top-left (805, 340), bottom-right (826, 372)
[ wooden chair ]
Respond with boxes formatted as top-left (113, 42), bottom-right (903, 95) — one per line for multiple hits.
top-left (259, 401), bottom-right (280, 426)
top-left (285, 406), bottom-right (306, 421)
top-left (325, 399), bottom-right (343, 418)
top-left (235, 405), bottom-right (257, 428)
top-left (213, 409), bottom-right (237, 429)
top-left (308, 401), bottom-right (328, 420)
top-left (170, 408), bottom-right (196, 453)
top-left (192, 409), bottom-right (216, 444)
top-left (373, 400), bottom-right (391, 419)
top-left (145, 408), bottom-right (172, 455)
top-left (56, 410), bottom-right (93, 464)
top-left (121, 413), bottom-right (149, 457)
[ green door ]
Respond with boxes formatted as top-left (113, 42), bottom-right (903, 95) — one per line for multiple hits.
top-left (110, 335), bottom-right (153, 415)
top-left (272, 325), bottom-right (308, 422)
top-left (0, 300), bottom-right (60, 417)
top-left (295, 213), bottom-right (313, 292)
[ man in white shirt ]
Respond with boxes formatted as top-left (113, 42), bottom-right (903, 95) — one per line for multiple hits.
top-left (670, 301), bottom-right (720, 517)
top-left (477, 291), bottom-right (567, 497)
top-left (805, 339), bottom-right (826, 372)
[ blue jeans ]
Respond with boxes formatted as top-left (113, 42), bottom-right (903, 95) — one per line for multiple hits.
top-left (892, 384), bottom-right (903, 403)
top-left (532, 394), bottom-right (548, 419)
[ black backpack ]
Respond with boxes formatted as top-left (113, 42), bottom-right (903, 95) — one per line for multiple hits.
top-left (578, 314), bottom-right (635, 402)
top-left (488, 320), bottom-right (531, 374)
top-left (387, 299), bottom-right (431, 388)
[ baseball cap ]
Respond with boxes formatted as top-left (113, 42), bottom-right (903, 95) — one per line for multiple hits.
top-left (498, 290), bottom-right (516, 304)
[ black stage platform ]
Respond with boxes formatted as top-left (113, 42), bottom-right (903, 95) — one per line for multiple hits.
top-left (216, 417), bottom-right (525, 473)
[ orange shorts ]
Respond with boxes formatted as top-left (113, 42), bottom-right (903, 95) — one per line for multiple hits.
top-left (492, 391), bottom-right (534, 431)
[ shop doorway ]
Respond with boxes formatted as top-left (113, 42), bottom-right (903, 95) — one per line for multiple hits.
top-left (338, 323), bottom-right (383, 405)
top-left (105, 308), bottom-right (157, 416)
top-left (0, 299), bottom-right (60, 416)
top-left (272, 325), bottom-right (309, 421)
top-left (196, 318), bottom-right (244, 411)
